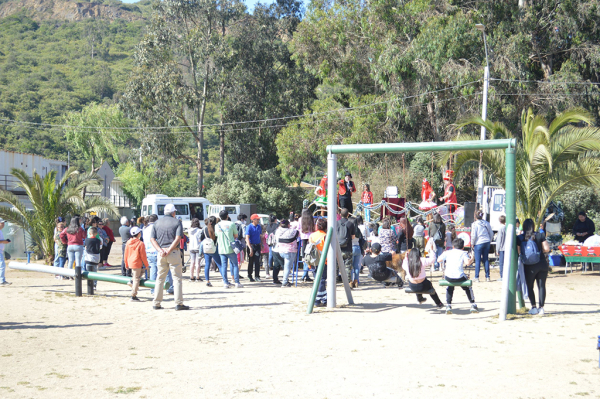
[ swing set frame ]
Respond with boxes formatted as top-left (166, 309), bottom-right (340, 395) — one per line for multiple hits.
top-left (312, 138), bottom-right (518, 319)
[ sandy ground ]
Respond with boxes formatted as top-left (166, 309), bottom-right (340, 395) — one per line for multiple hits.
top-left (1, 240), bottom-right (599, 399)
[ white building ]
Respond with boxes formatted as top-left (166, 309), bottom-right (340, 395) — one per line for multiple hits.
top-left (0, 150), bottom-right (68, 195)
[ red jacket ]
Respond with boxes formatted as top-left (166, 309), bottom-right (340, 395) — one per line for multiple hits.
top-left (338, 179), bottom-right (356, 196)
top-left (60, 227), bottom-right (86, 246)
top-left (103, 225), bottom-right (116, 242)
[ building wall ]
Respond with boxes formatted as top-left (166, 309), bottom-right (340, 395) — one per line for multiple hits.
top-left (0, 150), bottom-right (67, 192)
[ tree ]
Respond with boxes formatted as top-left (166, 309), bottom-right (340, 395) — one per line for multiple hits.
top-left (63, 102), bottom-right (130, 173)
top-left (206, 163), bottom-right (305, 217)
top-left (0, 168), bottom-right (118, 264)
top-left (121, 0), bottom-right (245, 195)
top-left (445, 107), bottom-right (600, 226)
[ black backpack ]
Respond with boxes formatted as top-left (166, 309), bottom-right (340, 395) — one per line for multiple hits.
top-left (338, 220), bottom-right (350, 247)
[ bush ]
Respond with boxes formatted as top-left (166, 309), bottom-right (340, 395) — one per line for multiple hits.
top-left (557, 188), bottom-right (600, 231)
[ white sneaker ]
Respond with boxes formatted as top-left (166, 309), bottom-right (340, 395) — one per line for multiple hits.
top-left (538, 307), bottom-right (545, 316)
top-left (224, 283), bottom-right (231, 289)
top-left (528, 307), bottom-right (539, 315)
top-left (235, 283), bottom-right (243, 288)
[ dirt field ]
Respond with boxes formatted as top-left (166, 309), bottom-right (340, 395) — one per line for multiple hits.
top-left (1, 242), bottom-right (599, 398)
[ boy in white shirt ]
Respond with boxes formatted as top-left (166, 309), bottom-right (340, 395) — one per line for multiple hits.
top-left (437, 238), bottom-right (477, 314)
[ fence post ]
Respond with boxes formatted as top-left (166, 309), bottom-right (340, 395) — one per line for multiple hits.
top-left (75, 266), bottom-right (82, 297)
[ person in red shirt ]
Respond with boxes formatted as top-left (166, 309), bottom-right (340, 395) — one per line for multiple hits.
top-left (439, 170), bottom-right (457, 213)
top-left (100, 218), bottom-right (116, 267)
top-left (60, 217), bottom-right (87, 270)
top-left (361, 183), bottom-right (374, 222)
top-left (338, 172), bottom-right (357, 214)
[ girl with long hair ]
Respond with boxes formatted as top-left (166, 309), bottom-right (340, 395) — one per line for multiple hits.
top-left (188, 218), bottom-right (202, 282)
top-left (396, 217), bottom-right (413, 253)
top-left (299, 209), bottom-right (315, 282)
top-left (402, 247), bottom-right (444, 308)
top-left (200, 216), bottom-right (221, 287)
top-left (60, 217), bottom-right (86, 271)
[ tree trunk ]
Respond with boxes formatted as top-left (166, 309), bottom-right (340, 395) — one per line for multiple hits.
top-left (219, 116), bottom-right (225, 176)
top-left (197, 72), bottom-right (209, 196)
top-left (427, 96), bottom-right (441, 141)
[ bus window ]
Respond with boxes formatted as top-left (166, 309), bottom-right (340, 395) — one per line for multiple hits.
top-left (157, 205), bottom-right (165, 215)
top-left (225, 206), bottom-right (237, 215)
top-left (493, 194), bottom-right (504, 212)
top-left (147, 205), bottom-right (152, 215)
top-left (190, 203), bottom-right (204, 220)
top-left (157, 204), bottom-right (188, 215)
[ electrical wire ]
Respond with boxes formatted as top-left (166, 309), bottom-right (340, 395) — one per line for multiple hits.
top-left (490, 78), bottom-right (600, 86)
top-left (0, 80), bottom-right (481, 131)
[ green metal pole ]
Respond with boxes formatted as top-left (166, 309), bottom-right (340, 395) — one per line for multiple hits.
top-left (505, 146), bottom-right (517, 314)
top-left (307, 226), bottom-right (333, 314)
top-left (327, 139), bottom-right (516, 154)
top-left (82, 272), bottom-right (171, 290)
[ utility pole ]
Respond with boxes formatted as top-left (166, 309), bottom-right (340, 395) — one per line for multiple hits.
top-left (476, 24), bottom-right (490, 207)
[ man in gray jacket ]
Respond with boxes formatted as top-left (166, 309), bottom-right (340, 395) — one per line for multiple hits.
top-left (471, 211), bottom-right (494, 282)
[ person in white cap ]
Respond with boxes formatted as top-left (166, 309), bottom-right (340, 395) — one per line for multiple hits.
top-left (0, 218), bottom-right (11, 285)
top-left (124, 226), bottom-right (148, 302)
top-left (149, 204), bottom-right (189, 310)
top-left (119, 216), bottom-right (132, 277)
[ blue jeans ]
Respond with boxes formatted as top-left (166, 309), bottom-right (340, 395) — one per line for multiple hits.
top-left (220, 253), bottom-right (239, 285)
top-left (352, 245), bottom-right (362, 282)
top-left (57, 257), bottom-right (66, 268)
top-left (0, 251), bottom-right (6, 283)
top-left (268, 246), bottom-right (275, 274)
top-left (434, 246), bottom-right (445, 270)
top-left (363, 203), bottom-right (371, 222)
top-left (204, 249), bottom-right (222, 281)
top-left (53, 244), bottom-right (60, 267)
top-left (281, 252), bottom-right (296, 285)
top-left (498, 251), bottom-right (505, 278)
top-left (149, 253), bottom-right (173, 294)
top-left (474, 242), bottom-right (491, 279)
top-left (67, 245), bottom-right (84, 270)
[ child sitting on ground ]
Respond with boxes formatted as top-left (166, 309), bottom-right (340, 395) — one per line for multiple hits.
top-left (124, 226), bottom-right (148, 302)
top-left (402, 246), bottom-right (444, 308)
top-left (437, 238), bottom-right (477, 314)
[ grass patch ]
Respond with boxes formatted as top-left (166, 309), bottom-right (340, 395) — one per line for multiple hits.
top-left (17, 381), bottom-right (30, 385)
top-left (2, 354), bottom-right (12, 357)
top-left (46, 372), bottom-right (69, 379)
top-left (35, 386), bottom-right (47, 391)
top-left (575, 393), bottom-right (589, 396)
top-left (0, 387), bottom-right (14, 392)
top-left (437, 384), bottom-right (445, 387)
top-left (106, 386), bottom-right (142, 394)
top-left (571, 382), bottom-right (578, 385)
top-left (580, 359), bottom-right (593, 363)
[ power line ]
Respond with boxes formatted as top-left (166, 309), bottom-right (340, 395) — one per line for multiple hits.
top-left (0, 80), bottom-right (481, 131)
top-left (490, 78), bottom-right (600, 86)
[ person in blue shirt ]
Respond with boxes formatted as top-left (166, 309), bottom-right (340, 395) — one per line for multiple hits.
top-left (245, 214), bottom-right (263, 282)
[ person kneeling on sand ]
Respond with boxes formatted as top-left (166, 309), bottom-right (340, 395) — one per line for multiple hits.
top-left (402, 247), bottom-right (444, 309)
top-left (125, 226), bottom-right (148, 302)
top-left (360, 243), bottom-right (402, 287)
top-left (437, 238), bottom-right (478, 314)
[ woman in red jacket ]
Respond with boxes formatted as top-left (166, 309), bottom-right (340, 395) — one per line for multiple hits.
top-left (60, 217), bottom-right (86, 270)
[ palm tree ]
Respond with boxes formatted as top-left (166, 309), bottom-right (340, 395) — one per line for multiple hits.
top-left (441, 107), bottom-right (600, 226)
top-left (0, 168), bottom-right (118, 264)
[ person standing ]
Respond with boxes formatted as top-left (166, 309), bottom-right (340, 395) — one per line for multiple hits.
top-left (310, 218), bottom-right (328, 306)
top-left (361, 184), bottom-right (374, 222)
top-left (413, 217), bottom-right (426, 253)
top-left (338, 208), bottom-right (356, 284)
top-left (428, 213), bottom-right (446, 271)
top-left (275, 219), bottom-right (299, 287)
top-left (119, 216), bottom-right (132, 277)
top-left (299, 209), bottom-right (315, 283)
top-left (495, 215), bottom-right (507, 281)
top-left (0, 218), bottom-right (12, 285)
top-left (338, 172), bottom-right (357, 215)
top-left (245, 214), bottom-right (263, 282)
top-left (216, 209), bottom-right (242, 288)
top-left (573, 211), bottom-right (595, 243)
top-left (60, 217), bottom-right (86, 272)
top-left (471, 211), bottom-right (494, 282)
top-left (188, 218), bottom-right (203, 282)
top-left (53, 217), bottom-right (65, 268)
top-left (101, 218), bottom-right (116, 268)
top-left (53, 220), bottom-right (67, 278)
top-left (144, 215), bottom-right (173, 296)
top-left (517, 219), bottom-right (550, 315)
top-left (124, 226), bottom-right (148, 302)
top-left (84, 227), bottom-right (102, 279)
top-left (236, 214), bottom-right (247, 270)
top-left (200, 216), bottom-right (221, 287)
top-left (149, 204), bottom-right (189, 310)
top-left (350, 216), bottom-right (363, 288)
top-left (265, 215), bottom-right (279, 278)
top-left (439, 170), bottom-right (457, 214)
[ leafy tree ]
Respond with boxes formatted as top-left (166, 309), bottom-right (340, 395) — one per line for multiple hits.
top-left (206, 163), bottom-right (304, 217)
top-left (121, 0), bottom-right (245, 196)
top-left (116, 162), bottom-right (150, 209)
top-left (63, 102), bottom-right (130, 173)
top-left (0, 168), bottom-right (118, 263)
top-left (445, 107), bottom-right (600, 226)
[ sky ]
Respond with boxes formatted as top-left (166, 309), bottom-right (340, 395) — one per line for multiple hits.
top-left (120, 0), bottom-right (278, 12)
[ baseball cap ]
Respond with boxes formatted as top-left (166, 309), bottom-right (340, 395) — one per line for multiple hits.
top-left (371, 242), bottom-right (382, 252)
top-left (164, 204), bottom-right (177, 214)
top-left (130, 226), bottom-right (142, 236)
top-left (251, 214), bottom-right (260, 220)
top-left (0, 218), bottom-right (6, 223)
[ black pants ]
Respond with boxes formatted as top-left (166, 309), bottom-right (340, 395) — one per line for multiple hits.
top-left (272, 251), bottom-right (284, 282)
top-left (247, 244), bottom-right (261, 278)
top-left (101, 241), bottom-right (113, 263)
top-left (409, 279), bottom-right (442, 306)
top-left (445, 276), bottom-right (475, 304)
top-left (121, 243), bottom-right (131, 277)
top-left (525, 264), bottom-right (548, 308)
top-left (339, 196), bottom-right (353, 214)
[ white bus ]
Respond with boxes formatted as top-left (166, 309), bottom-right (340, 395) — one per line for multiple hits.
top-left (141, 194), bottom-right (211, 228)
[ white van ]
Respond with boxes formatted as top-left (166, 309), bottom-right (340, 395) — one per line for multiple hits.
top-left (482, 186), bottom-right (506, 232)
top-left (206, 204), bottom-right (240, 223)
top-left (141, 194), bottom-right (211, 229)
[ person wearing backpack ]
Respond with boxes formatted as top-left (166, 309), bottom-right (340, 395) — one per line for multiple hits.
top-left (201, 216), bottom-right (222, 287)
top-left (275, 219), bottom-right (299, 287)
top-left (471, 211), bottom-right (494, 282)
top-left (428, 213), bottom-right (446, 271)
top-left (216, 210), bottom-right (242, 289)
top-left (338, 208), bottom-right (356, 284)
top-left (518, 219), bottom-right (551, 315)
